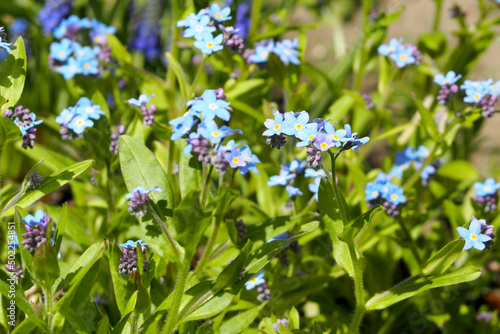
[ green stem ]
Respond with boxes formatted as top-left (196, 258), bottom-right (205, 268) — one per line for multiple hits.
top-left (432, 0), bottom-right (443, 32)
top-left (194, 215), bottom-right (219, 275)
top-left (162, 256), bottom-right (191, 334)
top-left (43, 286), bottom-right (53, 329)
top-left (188, 57), bottom-right (207, 100)
top-left (201, 164), bottom-right (214, 207)
top-left (147, 202), bottom-right (180, 258)
top-left (0, 185), bottom-right (28, 217)
top-left (397, 216), bottom-right (422, 267)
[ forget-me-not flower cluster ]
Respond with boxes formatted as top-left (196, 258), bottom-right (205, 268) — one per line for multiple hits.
top-left (472, 178), bottom-right (500, 212)
top-left (56, 97), bottom-right (106, 138)
top-left (378, 38), bottom-right (421, 68)
top-left (248, 38), bottom-right (301, 66)
top-left (169, 88), bottom-right (259, 175)
top-left (49, 16), bottom-right (115, 79)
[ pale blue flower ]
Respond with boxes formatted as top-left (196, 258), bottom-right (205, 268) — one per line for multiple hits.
top-left (457, 217), bottom-right (492, 251)
top-left (245, 270), bottom-right (265, 290)
top-left (127, 94), bottom-right (154, 107)
top-left (433, 71), bottom-right (462, 86)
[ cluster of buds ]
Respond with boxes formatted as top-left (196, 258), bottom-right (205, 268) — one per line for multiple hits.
top-left (110, 125), bottom-right (125, 154)
top-left (382, 201), bottom-right (401, 218)
top-left (272, 319), bottom-right (289, 332)
top-left (480, 95), bottom-right (498, 118)
top-left (437, 84), bottom-right (459, 105)
top-left (257, 283), bottom-right (271, 301)
top-left (362, 93), bottom-right (375, 110)
top-left (126, 186), bottom-right (161, 218)
top-left (476, 216), bottom-right (496, 250)
top-left (3, 106), bottom-right (43, 149)
top-left (28, 172), bottom-right (44, 189)
top-left (141, 104), bottom-right (156, 127)
top-left (473, 194), bottom-right (497, 212)
top-left (406, 44), bottom-right (422, 65)
top-left (306, 147), bottom-right (323, 168)
top-left (21, 210), bottom-right (51, 253)
top-left (235, 219), bottom-right (247, 240)
top-left (5, 264), bottom-right (24, 280)
top-left (118, 240), bottom-right (148, 275)
top-left (266, 134), bottom-right (287, 150)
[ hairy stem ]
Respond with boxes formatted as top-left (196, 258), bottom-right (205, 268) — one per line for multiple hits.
top-left (195, 215), bottom-right (219, 275)
top-left (162, 255), bottom-right (191, 334)
top-left (147, 202), bottom-right (180, 258)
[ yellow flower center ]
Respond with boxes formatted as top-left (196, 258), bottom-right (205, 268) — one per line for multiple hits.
top-left (261, 52), bottom-right (268, 58)
top-left (295, 124), bottom-right (302, 130)
top-left (333, 134), bottom-right (339, 140)
top-left (77, 120), bottom-right (83, 125)
top-left (388, 47), bottom-right (394, 53)
top-left (308, 135), bottom-right (315, 141)
top-left (209, 103), bottom-right (217, 110)
top-left (215, 13), bottom-right (222, 18)
top-left (443, 79), bottom-right (449, 84)
top-left (70, 66), bottom-right (77, 72)
top-left (485, 186), bottom-right (492, 192)
top-left (391, 194), bottom-right (398, 200)
top-left (493, 86), bottom-right (498, 91)
top-left (67, 115), bottom-right (72, 119)
top-left (470, 234), bottom-right (477, 240)
top-left (274, 124), bottom-right (281, 130)
top-left (207, 42), bottom-right (214, 48)
top-left (232, 157), bottom-right (239, 163)
top-left (94, 35), bottom-right (101, 43)
top-left (84, 63), bottom-right (90, 69)
top-left (320, 143), bottom-right (328, 149)
top-left (251, 277), bottom-right (257, 283)
top-left (400, 54), bottom-right (407, 60)
top-left (212, 131), bottom-right (220, 137)
top-left (474, 93), bottom-right (481, 99)
top-left (372, 191), bottom-right (379, 198)
top-left (59, 51), bottom-right (66, 58)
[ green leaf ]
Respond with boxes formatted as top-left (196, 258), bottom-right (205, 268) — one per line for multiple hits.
top-left (422, 240), bottom-right (463, 276)
top-left (343, 205), bottom-right (384, 242)
top-left (52, 242), bottom-right (104, 313)
top-left (119, 135), bottom-right (179, 260)
top-left (96, 315), bottom-right (110, 334)
top-left (411, 93), bottom-right (438, 139)
top-left (33, 241), bottom-right (60, 288)
top-left (326, 95), bottom-right (354, 122)
top-left (1, 160), bottom-right (93, 218)
top-left (173, 190), bottom-right (212, 256)
top-left (54, 203), bottom-right (68, 254)
top-left (443, 200), bottom-right (465, 232)
top-left (176, 140), bottom-right (202, 199)
top-left (437, 160), bottom-right (479, 181)
top-left (180, 289), bottom-right (236, 324)
top-left (214, 241), bottom-right (251, 291)
top-left (378, 56), bottom-right (391, 95)
top-left (91, 90), bottom-right (111, 119)
top-left (11, 317), bottom-right (37, 334)
top-left (225, 78), bottom-right (267, 101)
top-left (219, 302), bottom-right (268, 334)
top-left (106, 34), bottom-right (132, 65)
top-left (418, 32), bottom-right (447, 58)
top-left (288, 307), bottom-right (300, 330)
top-left (59, 307), bottom-right (91, 334)
top-left (166, 52), bottom-right (191, 100)
top-left (0, 37), bottom-right (27, 113)
top-left (318, 179), bottom-right (344, 237)
top-left (365, 265), bottom-right (481, 310)
top-left (0, 116), bottom-right (21, 145)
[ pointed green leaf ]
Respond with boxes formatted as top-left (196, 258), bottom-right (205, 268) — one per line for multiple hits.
top-left (0, 37), bottom-right (27, 113)
top-left (33, 241), bottom-right (60, 288)
top-left (1, 160), bottom-right (93, 218)
top-left (366, 266), bottom-right (481, 310)
top-left (219, 302), bottom-right (268, 334)
top-left (0, 116), bottom-right (21, 145)
top-left (422, 240), bottom-right (463, 276)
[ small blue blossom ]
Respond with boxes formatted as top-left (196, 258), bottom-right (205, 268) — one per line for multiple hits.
top-left (89, 19), bottom-right (116, 45)
top-left (249, 41), bottom-right (275, 63)
top-left (50, 38), bottom-right (73, 61)
top-left (125, 186), bottom-right (162, 200)
top-left (286, 185), bottom-right (303, 197)
top-left (419, 164), bottom-right (436, 182)
top-left (323, 122), bottom-right (346, 147)
top-left (193, 32), bottom-right (224, 54)
top-left (457, 217), bottom-right (492, 251)
top-left (263, 111), bottom-right (284, 137)
top-left (268, 171), bottom-right (295, 187)
top-left (384, 184), bottom-right (406, 205)
top-left (127, 94), bottom-right (154, 107)
top-left (282, 111), bottom-right (315, 138)
top-left (245, 270), bottom-right (265, 290)
top-left (273, 38), bottom-right (300, 65)
top-left (365, 182), bottom-right (383, 201)
top-left (14, 113), bottom-right (43, 136)
top-left (23, 210), bottom-right (48, 228)
top-left (296, 126), bottom-right (318, 148)
top-left (389, 45), bottom-right (416, 68)
top-left (377, 38), bottom-right (402, 56)
top-left (219, 139), bottom-right (243, 152)
top-left (198, 120), bottom-right (233, 144)
top-left (58, 57), bottom-right (82, 79)
top-left (283, 159), bottom-right (307, 174)
top-left (225, 147), bottom-right (248, 168)
top-left (55, 108), bottom-right (76, 125)
top-left (305, 168), bottom-right (326, 179)
top-left (208, 3), bottom-right (232, 22)
top-left (433, 71), bottom-right (462, 86)
top-left (67, 115), bottom-right (94, 135)
top-left (75, 97), bottom-right (105, 120)
top-left (339, 124), bottom-right (370, 150)
top-left (171, 116), bottom-right (197, 141)
top-left (38, 0), bottom-right (72, 34)
top-left (313, 131), bottom-right (334, 151)
top-left (191, 89), bottom-right (231, 121)
top-left (463, 88), bottom-right (486, 103)
top-left (119, 240), bottom-right (148, 250)
top-left (238, 145), bottom-right (260, 174)
top-left (474, 178), bottom-right (500, 197)
top-left (308, 177), bottom-right (321, 195)
top-left (182, 15), bottom-right (216, 40)
top-left (77, 57), bottom-right (99, 75)
top-left (489, 80), bottom-right (500, 96)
